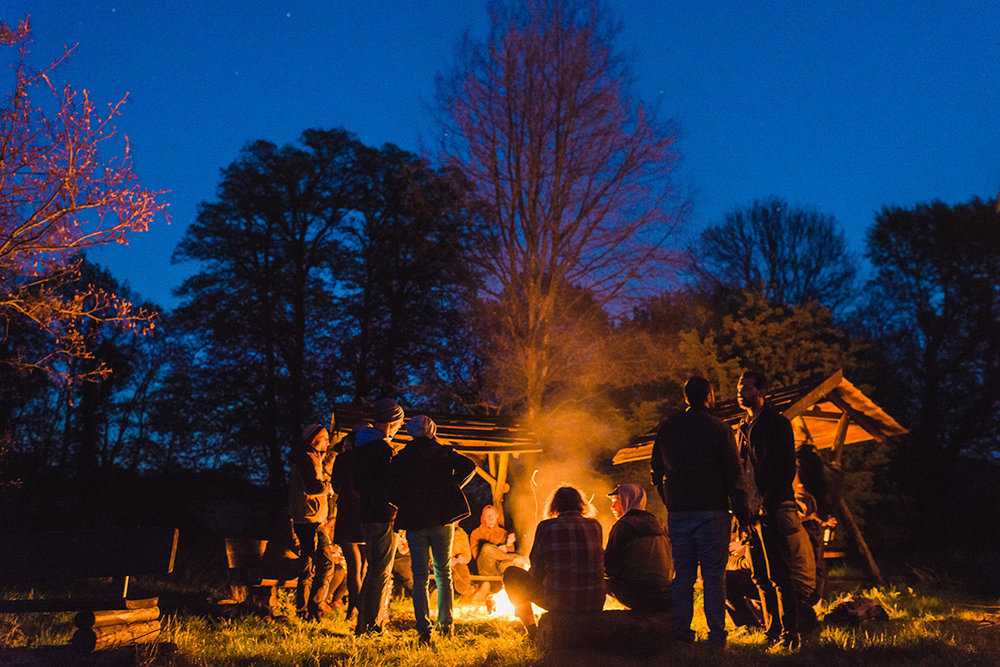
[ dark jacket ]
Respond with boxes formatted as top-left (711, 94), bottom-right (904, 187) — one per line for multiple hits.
top-left (352, 430), bottom-right (397, 524)
top-left (330, 448), bottom-right (364, 544)
top-left (651, 405), bottom-right (752, 526)
top-left (604, 509), bottom-right (674, 588)
top-left (389, 436), bottom-right (476, 531)
top-left (738, 403), bottom-right (796, 513)
top-left (288, 443), bottom-right (330, 524)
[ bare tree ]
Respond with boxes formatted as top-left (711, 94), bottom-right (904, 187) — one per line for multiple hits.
top-left (436, 0), bottom-right (683, 418)
top-left (0, 20), bottom-right (166, 380)
top-left (690, 196), bottom-right (858, 314)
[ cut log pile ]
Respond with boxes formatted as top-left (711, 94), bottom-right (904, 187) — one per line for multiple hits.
top-left (70, 598), bottom-right (162, 652)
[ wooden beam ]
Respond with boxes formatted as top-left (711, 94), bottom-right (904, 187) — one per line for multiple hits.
top-left (831, 413), bottom-right (850, 468)
top-left (826, 393), bottom-right (890, 443)
top-left (781, 370), bottom-right (844, 421)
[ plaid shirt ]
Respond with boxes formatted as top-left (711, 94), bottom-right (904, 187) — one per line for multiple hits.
top-left (529, 512), bottom-right (605, 611)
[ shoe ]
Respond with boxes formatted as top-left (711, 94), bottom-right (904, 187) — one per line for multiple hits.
top-left (779, 633), bottom-right (801, 651)
top-left (418, 631), bottom-right (433, 646)
top-left (307, 602), bottom-right (335, 621)
top-left (437, 625), bottom-right (453, 639)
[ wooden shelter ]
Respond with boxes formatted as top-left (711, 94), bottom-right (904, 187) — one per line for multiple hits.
top-left (330, 406), bottom-right (540, 519)
top-left (612, 370), bottom-right (907, 582)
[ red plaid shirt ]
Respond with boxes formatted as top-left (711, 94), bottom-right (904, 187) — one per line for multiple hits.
top-left (528, 512), bottom-right (605, 611)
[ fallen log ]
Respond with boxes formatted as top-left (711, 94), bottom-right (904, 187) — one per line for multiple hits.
top-left (74, 605), bottom-right (161, 629)
top-left (71, 619), bottom-right (162, 652)
top-left (536, 609), bottom-right (672, 651)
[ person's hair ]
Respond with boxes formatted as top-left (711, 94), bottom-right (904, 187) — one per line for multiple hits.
top-left (544, 485), bottom-right (596, 519)
top-left (683, 376), bottom-right (713, 406)
top-left (741, 370), bottom-right (768, 392)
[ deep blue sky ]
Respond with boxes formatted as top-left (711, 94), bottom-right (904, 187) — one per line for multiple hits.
top-left (9, 1), bottom-right (1000, 309)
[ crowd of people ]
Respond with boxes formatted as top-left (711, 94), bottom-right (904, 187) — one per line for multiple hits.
top-left (279, 371), bottom-right (835, 650)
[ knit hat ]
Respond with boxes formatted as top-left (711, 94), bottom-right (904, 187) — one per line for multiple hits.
top-left (406, 415), bottom-right (437, 439)
top-left (373, 397), bottom-right (404, 423)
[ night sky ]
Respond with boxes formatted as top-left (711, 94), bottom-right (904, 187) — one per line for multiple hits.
top-left (9, 1), bottom-right (1000, 309)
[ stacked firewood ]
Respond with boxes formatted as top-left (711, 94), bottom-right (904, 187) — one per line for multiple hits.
top-left (70, 598), bottom-right (162, 652)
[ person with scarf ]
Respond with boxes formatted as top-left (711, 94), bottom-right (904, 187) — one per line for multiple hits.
top-left (604, 483), bottom-right (674, 612)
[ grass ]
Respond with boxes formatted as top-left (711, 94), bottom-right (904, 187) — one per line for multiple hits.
top-left (3, 580), bottom-right (1000, 665)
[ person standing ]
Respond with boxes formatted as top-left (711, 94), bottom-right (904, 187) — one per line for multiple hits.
top-left (651, 376), bottom-right (752, 648)
top-left (389, 415), bottom-right (476, 644)
top-left (352, 398), bottom-right (405, 635)
top-left (288, 424), bottom-right (336, 621)
top-left (737, 370), bottom-right (801, 649)
top-left (329, 422), bottom-right (369, 622)
top-left (604, 483), bottom-right (674, 612)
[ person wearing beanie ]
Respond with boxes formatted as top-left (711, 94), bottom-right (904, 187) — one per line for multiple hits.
top-left (389, 415), bottom-right (476, 644)
top-left (288, 424), bottom-right (336, 621)
top-left (604, 483), bottom-right (674, 612)
top-left (352, 398), bottom-right (405, 636)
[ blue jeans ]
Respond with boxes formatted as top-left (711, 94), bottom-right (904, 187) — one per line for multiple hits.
top-left (406, 524), bottom-right (455, 634)
top-left (356, 522), bottom-right (395, 635)
top-left (668, 510), bottom-right (731, 646)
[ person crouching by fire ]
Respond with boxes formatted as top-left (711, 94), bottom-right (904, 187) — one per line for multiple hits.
top-left (502, 485), bottom-right (605, 639)
top-left (604, 483), bottom-right (674, 612)
top-left (389, 415), bottom-right (476, 645)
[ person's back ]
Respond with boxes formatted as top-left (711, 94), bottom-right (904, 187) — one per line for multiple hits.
top-left (353, 428), bottom-right (396, 524)
top-left (531, 512), bottom-right (605, 612)
top-left (389, 435), bottom-right (475, 531)
top-left (606, 509), bottom-right (674, 588)
top-left (654, 407), bottom-right (744, 516)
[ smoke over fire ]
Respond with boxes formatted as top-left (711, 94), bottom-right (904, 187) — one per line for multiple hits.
top-left (503, 406), bottom-right (632, 552)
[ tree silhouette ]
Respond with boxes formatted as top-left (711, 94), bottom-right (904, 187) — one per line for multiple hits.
top-left (436, 0), bottom-right (683, 418)
top-left (690, 197), bottom-right (858, 315)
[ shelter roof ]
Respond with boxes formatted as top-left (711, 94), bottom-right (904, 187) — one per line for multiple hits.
top-left (331, 405), bottom-right (541, 455)
top-left (612, 370), bottom-right (907, 465)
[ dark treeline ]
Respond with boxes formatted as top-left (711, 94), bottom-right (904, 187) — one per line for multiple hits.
top-left (3, 3), bottom-right (1000, 587)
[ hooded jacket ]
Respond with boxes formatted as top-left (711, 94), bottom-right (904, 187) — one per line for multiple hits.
top-left (604, 508), bottom-right (674, 588)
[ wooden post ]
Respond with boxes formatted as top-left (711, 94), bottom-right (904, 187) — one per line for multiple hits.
top-left (831, 413), bottom-right (850, 468)
top-left (493, 453), bottom-right (510, 518)
top-left (837, 497), bottom-right (885, 586)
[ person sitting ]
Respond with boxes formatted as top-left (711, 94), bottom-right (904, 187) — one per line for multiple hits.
top-left (451, 526), bottom-right (475, 600)
top-left (502, 485), bottom-right (605, 637)
top-left (470, 505), bottom-right (526, 580)
top-left (604, 483), bottom-right (673, 612)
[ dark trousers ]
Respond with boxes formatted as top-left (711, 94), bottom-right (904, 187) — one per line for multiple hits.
top-left (293, 522), bottom-right (334, 612)
top-left (337, 540), bottom-right (367, 619)
top-left (748, 519), bottom-right (799, 640)
top-left (356, 522), bottom-right (395, 634)
top-left (501, 565), bottom-right (544, 627)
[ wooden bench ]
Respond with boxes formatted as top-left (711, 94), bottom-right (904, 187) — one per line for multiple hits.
top-left (0, 526), bottom-right (179, 651)
top-left (224, 537), bottom-right (301, 616)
